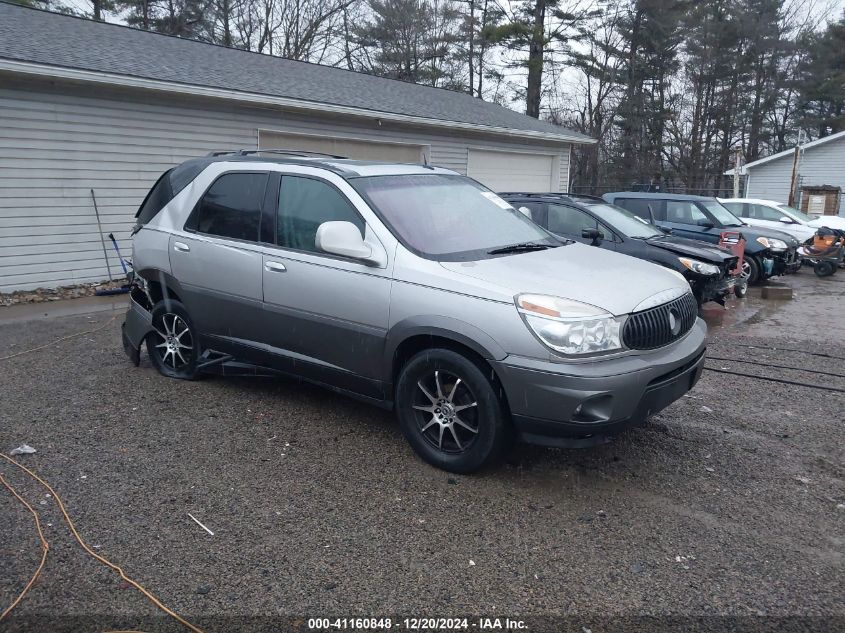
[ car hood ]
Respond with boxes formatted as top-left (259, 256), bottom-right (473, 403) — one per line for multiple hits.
top-left (808, 216), bottom-right (845, 231)
top-left (645, 235), bottom-right (734, 263)
top-left (737, 224), bottom-right (800, 247)
top-left (439, 243), bottom-right (690, 316)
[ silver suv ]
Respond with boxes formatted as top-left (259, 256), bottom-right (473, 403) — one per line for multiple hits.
top-left (122, 151), bottom-right (707, 473)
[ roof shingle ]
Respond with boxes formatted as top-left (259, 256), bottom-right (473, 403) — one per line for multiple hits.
top-left (0, 2), bottom-right (591, 143)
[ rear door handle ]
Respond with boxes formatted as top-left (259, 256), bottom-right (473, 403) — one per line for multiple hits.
top-left (173, 241), bottom-right (190, 252)
top-left (264, 261), bottom-right (287, 273)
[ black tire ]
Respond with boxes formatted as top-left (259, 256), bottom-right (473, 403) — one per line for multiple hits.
top-left (146, 299), bottom-right (201, 379)
top-left (734, 281), bottom-right (748, 298)
top-left (742, 255), bottom-right (761, 285)
top-left (814, 261), bottom-right (835, 277)
top-left (395, 348), bottom-right (511, 473)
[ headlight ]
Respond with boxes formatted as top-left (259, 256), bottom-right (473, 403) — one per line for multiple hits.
top-left (678, 257), bottom-right (720, 276)
top-left (756, 236), bottom-right (787, 250)
top-left (516, 294), bottom-right (623, 355)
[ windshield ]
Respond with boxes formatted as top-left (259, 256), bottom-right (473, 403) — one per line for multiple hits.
top-left (777, 204), bottom-right (813, 223)
top-left (352, 174), bottom-right (558, 260)
top-left (583, 202), bottom-right (664, 239)
top-left (700, 200), bottom-right (743, 227)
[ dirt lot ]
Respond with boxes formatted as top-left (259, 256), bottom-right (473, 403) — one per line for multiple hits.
top-left (1, 271), bottom-right (843, 633)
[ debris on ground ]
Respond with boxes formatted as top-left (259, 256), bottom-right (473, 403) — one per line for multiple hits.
top-left (700, 406), bottom-right (713, 413)
top-left (9, 443), bottom-right (37, 456)
top-left (187, 512), bottom-right (215, 536)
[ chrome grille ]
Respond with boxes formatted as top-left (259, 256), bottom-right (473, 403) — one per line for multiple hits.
top-left (623, 292), bottom-right (698, 350)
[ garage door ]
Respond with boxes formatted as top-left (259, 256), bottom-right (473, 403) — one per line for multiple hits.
top-left (467, 149), bottom-right (557, 192)
top-left (259, 130), bottom-right (427, 164)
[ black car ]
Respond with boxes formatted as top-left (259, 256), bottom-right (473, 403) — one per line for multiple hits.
top-left (602, 192), bottom-right (801, 284)
top-left (500, 193), bottom-right (741, 306)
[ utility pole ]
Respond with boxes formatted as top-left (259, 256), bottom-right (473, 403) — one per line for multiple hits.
top-left (788, 130), bottom-right (805, 207)
top-left (733, 148), bottom-right (743, 198)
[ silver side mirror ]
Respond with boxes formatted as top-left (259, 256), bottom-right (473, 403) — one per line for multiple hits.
top-left (518, 206), bottom-right (532, 219)
top-left (316, 221), bottom-right (381, 265)
top-left (779, 216), bottom-right (794, 224)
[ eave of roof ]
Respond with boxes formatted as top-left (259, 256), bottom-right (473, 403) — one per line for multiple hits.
top-left (725, 130), bottom-right (845, 175)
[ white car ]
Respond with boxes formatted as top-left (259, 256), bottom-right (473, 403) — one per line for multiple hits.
top-left (720, 198), bottom-right (845, 241)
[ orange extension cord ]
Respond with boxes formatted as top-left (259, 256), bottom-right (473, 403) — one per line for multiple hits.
top-left (0, 453), bottom-right (204, 633)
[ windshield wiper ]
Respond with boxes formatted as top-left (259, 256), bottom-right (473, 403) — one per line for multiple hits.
top-left (488, 242), bottom-right (555, 255)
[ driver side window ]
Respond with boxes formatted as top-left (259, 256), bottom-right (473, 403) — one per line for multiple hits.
top-left (547, 204), bottom-right (598, 236)
top-left (276, 176), bottom-right (365, 253)
top-left (665, 201), bottom-right (707, 225)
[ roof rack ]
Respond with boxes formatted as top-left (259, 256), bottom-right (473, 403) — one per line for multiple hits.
top-left (565, 193), bottom-right (605, 202)
top-left (498, 192), bottom-right (573, 199)
top-left (207, 149), bottom-right (348, 159)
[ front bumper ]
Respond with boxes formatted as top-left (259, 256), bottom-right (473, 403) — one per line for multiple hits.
top-left (493, 319), bottom-right (707, 447)
top-left (694, 274), bottom-right (738, 304)
top-left (772, 248), bottom-right (801, 275)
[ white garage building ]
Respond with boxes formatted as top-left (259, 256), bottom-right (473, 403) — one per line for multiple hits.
top-left (0, 4), bottom-right (592, 293)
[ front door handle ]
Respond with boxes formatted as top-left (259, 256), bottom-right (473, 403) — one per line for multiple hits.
top-left (173, 241), bottom-right (190, 253)
top-left (264, 261), bottom-right (287, 273)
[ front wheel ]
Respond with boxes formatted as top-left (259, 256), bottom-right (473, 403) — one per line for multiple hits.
top-left (734, 280), bottom-right (748, 298)
top-left (395, 348), bottom-right (511, 473)
top-left (146, 299), bottom-right (200, 379)
top-left (741, 256), bottom-right (761, 285)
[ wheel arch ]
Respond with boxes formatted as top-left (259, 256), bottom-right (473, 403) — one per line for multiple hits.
top-left (136, 267), bottom-right (186, 306)
top-left (386, 317), bottom-right (508, 400)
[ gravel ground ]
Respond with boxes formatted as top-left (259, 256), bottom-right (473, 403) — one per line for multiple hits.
top-left (0, 271), bottom-right (843, 633)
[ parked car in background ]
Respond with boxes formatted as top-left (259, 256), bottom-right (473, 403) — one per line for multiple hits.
top-left (603, 192), bottom-right (801, 284)
top-left (719, 198), bottom-right (845, 236)
top-left (123, 151), bottom-right (707, 473)
top-left (500, 192), bottom-right (743, 306)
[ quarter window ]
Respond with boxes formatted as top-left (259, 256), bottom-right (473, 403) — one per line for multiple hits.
top-left (276, 176), bottom-right (365, 253)
top-left (191, 172), bottom-right (268, 241)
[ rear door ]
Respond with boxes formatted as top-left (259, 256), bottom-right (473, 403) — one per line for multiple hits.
top-left (169, 171), bottom-right (269, 346)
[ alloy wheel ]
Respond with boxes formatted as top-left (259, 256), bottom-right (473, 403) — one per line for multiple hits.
top-left (741, 260), bottom-right (751, 279)
top-left (152, 313), bottom-right (193, 370)
top-left (412, 370), bottom-right (479, 454)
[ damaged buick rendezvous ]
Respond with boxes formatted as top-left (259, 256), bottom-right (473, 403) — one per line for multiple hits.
top-left (122, 151), bottom-right (707, 473)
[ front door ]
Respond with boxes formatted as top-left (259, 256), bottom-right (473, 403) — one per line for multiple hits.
top-left (260, 174), bottom-right (392, 398)
top-left (662, 199), bottom-right (720, 244)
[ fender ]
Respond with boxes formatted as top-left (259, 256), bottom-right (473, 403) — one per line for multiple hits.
top-left (383, 315), bottom-right (507, 379)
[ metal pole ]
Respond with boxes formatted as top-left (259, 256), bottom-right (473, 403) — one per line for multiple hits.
top-left (733, 148), bottom-right (742, 198)
top-left (90, 188), bottom-right (114, 282)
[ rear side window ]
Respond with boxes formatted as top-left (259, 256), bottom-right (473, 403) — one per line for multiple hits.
top-left (276, 176), bottom-right (364, 253)
top-left (136, 170), bottom-right (174, 224)
top-left (189, 172), bottom-right (269, 241)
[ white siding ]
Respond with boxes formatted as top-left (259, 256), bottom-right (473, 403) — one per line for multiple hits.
top-left (0, 77), bottom-right (571, 292)
top-left (746, 136), bottom-right (845, 215)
